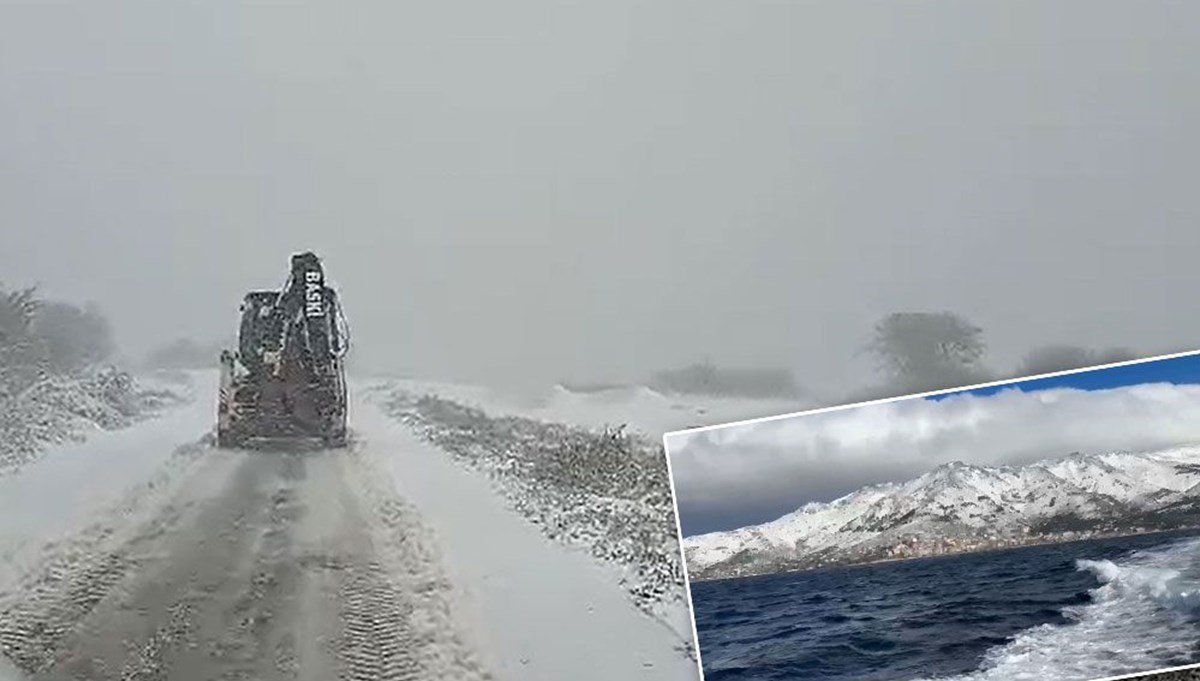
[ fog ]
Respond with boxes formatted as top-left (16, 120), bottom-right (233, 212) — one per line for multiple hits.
top-left (2, 1), bottom-right (1198, 394)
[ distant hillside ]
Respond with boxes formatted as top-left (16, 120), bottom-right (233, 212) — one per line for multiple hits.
top-left (684, 447), bottom-right (1200, 580)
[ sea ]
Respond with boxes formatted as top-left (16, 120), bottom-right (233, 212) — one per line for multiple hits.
top-left (690, 529), bottom-right (1200, 681)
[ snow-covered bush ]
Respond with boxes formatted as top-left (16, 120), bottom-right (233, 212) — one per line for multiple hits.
top-left (0, 366), bottom-right (191, 476)
top-left (385, 392), bottom-right (688, 619)
top-left (0, 284), bottom-right (193, 475)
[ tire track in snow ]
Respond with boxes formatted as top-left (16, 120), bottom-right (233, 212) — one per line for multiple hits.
top-left (336, 560), bottom-right (421, 681)
top-left (320, 445), bottom-right (492, 681)
top-left (0, 432), bottom-right (494, 681)
top-left (0, 439), bottom-right (213, 676)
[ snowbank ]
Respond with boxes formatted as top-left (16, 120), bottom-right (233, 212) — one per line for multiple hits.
top-left (0, 372), bottom-right (212, 593)
top-left (0, 371), bottom-right (211, 675)
top-left (387, 393), bottom-right (684, 610)
top-left (359, 379), bottom-right (762, 679)
top-left (0, 367), bottom-right (194, 476)
top-left (353, 397), bottom-right (700, 681)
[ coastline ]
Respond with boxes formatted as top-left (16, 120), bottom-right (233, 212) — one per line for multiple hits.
top-left (687, 524), bottom-right (1200, 584)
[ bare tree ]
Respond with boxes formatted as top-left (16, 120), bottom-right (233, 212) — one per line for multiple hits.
top-left (31, 301), bottom-right (115, 373)
top-left (0, 284), bottom-right (47, 397)
top-left (865, 312), bottom-right (989, 393)
top-left (0, 285), bottom-right (40, 343)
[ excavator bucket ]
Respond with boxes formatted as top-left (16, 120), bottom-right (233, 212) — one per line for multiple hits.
top-left (216, 252), bottom-right (349, 449)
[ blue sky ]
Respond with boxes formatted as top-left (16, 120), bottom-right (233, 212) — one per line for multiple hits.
top-left (927, 351), bottom-right (1200, 401)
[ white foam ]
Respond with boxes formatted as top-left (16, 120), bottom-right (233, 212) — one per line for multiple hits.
top-left (924, 537), bottom-right (1200, 681)
top-left (1077, 557), bottom-right (1200, 614)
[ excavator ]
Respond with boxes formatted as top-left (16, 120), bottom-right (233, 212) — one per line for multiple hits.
top-left (216, 251), bottom-right (350, 449)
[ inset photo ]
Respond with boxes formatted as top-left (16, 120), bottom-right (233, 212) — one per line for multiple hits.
top-left (665, 350), bottom-right (1200, 681)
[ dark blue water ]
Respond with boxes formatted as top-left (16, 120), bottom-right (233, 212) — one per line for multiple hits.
top-left (691, 529), bottom-right (1200, 681)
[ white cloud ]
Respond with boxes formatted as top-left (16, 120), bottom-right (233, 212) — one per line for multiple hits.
top-left (668, 383), bottom-right (1200, 534)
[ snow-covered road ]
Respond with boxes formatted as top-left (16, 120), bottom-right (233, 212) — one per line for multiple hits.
top-left (354, 401), bottom-right (698, 680)
top-left (0, 373), bottom-right (717, 680)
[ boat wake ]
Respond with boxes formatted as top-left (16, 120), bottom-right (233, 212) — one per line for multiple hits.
top-left (925, 537), bottom-right (1200, 681)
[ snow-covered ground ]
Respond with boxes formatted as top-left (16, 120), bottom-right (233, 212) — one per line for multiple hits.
top-left (353, 397), bottom-right (698, 680)
top-left (683, 446), bottom-right (1200, 579)
top-left (349, 379), bottom-right (819, 679)
top-left (381, 378), bottom-right (813, 441)
top-left (0, 371), bottom-right (213, 595)
top-left (0, 368), bottom-right (193, 476)
top-left (0, 372), bottom-right (809, 679)
top-left (0, 372), bottom-right (213, 680)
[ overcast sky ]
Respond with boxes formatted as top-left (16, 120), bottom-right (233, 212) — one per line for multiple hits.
top-left (667, 352), bottom-right (1200, 536)
top-left (2, 1), bottom-right (1199, 392)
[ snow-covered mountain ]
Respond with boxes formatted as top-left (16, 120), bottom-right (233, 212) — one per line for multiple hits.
top-left (683, 446), bottom-right (1200, 580)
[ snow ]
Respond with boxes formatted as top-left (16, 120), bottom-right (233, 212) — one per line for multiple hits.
top-left (0, 374), bottom-right (705, 676)
top-left (684, 446), bottom-right (1200, 575)
top-left (0, 371), bottom-right (214, 594)
top-left (0, 367), bottom-right (194, 475)
top-left (360, 377), bottom-right (817, 676)
top-left (379, 378), bottom-right (812, 441)
top-left (0, 371), bottom-right (213, 675)
top-left (352, 393), bottom-right (701, 681)
top-left (0, 371), bottom-right (715, 679)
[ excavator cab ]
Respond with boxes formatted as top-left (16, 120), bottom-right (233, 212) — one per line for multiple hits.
top-left (217, 252), bottom-right (350, 449)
